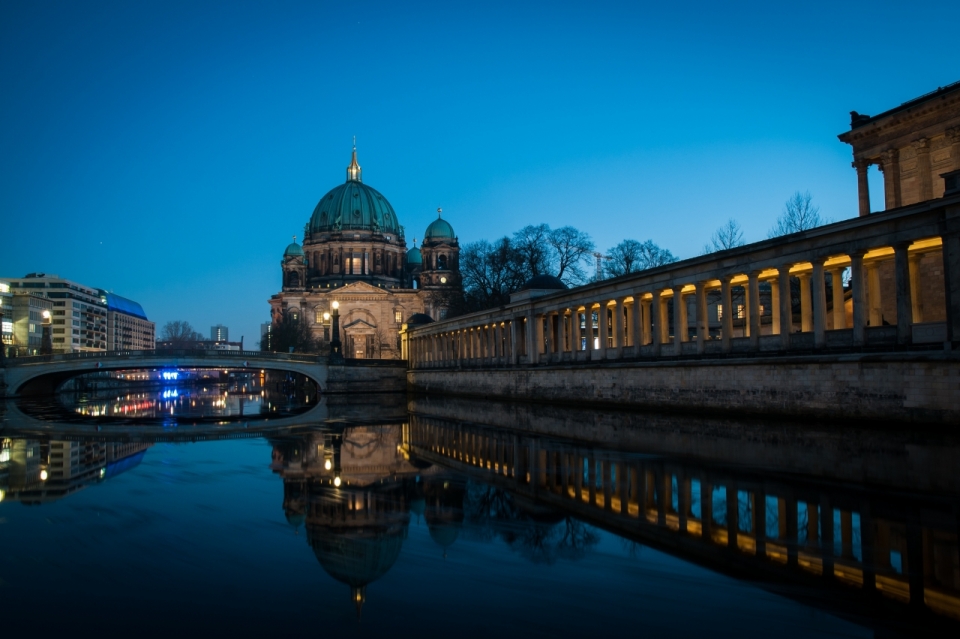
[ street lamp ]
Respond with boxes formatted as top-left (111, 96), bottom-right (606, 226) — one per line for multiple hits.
top-left (329, 300), bottom-right (343, 363)
top-left (40, 309), bottom-right (53, 355)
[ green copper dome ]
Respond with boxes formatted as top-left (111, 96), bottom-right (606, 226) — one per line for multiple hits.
top-left (424, 210), bottom-right (455, 240)
top-left (308, 149), bottom-right (401, 236)
top-left (406, 243), bottom-right (422, 265)
top-left (284, 242), bottom-right (304, 257)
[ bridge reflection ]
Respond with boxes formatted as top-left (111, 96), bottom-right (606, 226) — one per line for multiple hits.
top-left (402, 409), bottom-right (960, 628)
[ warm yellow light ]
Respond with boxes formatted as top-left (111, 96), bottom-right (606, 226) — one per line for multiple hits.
top-left (0, 489), bottom-right (5, 502)
top-left (41, 310), bottom-right (51, 319)
top-left (323, 312), bottom-right (330, 321)
top-left (332, 301), bottom-right (339, 310)
top-left (40, 469), bottom-right (48, 481)
top-left (324, 459), bottom-right (332, 470)
top-left (333, 476), bottom-right (341, 487)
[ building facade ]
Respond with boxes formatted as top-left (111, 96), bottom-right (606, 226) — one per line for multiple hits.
top-left (269, 148), bottom-right (462, 359)
top-left (2, 274), bottom-right (153, 354)
top-left (211, 324), bottom-right (229, 341)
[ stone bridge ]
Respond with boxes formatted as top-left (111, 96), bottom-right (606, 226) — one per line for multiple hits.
top-left (402, 193), bottom-right (960, 422)
top-left (0, 349), bottom-right (329, 397)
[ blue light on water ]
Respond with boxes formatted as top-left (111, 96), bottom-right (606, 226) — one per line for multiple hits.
top-left (161, 371), bottom-right (179, 381)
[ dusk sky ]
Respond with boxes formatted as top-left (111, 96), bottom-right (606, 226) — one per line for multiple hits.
top-left (2, 0), bottom-right (957, 345)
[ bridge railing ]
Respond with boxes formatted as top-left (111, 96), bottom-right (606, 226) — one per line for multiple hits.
top-left (3, 349), bottom-right (324, 366)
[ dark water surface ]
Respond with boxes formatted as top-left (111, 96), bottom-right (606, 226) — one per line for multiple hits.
top-left (2, 388), bottom-right (959, 638)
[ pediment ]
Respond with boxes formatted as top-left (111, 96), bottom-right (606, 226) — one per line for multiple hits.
top-left (337, 281), bottom-right (393, 296)
top-left (343, 318), bottom-right (376, 330)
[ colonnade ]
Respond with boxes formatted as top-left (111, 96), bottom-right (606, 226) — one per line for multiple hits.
top-left (406, 230), bottom-right (952, 369)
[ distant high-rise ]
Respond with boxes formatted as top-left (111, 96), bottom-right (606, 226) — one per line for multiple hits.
top-left (211, 324), bottom-right (229, 342)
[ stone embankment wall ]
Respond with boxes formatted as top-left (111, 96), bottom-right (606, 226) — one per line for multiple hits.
top-left (326, 361), bottom-right (406, 394)
top-left (407, 353), bottom-right (960, 424)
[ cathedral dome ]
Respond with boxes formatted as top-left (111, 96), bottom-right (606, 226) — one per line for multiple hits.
top-left (307, 148), bottom-right (401, 236)
top-left (424, 210), bottom-right (455, 240)
top-left (406, 244), bottom-right (422, 265)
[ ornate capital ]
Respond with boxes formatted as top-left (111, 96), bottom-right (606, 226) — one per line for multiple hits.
top-left (880, 148), bottom-right (899, 167)
top-left (912, 137), bottom-right (931, 152)
top-left (852, 157), bottom-right (871, 171)
top-left (946, 127), bottom-right (960, 143)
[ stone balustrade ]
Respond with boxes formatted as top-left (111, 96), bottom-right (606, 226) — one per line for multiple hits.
top-left (403, 193), bottom-right (960, 370)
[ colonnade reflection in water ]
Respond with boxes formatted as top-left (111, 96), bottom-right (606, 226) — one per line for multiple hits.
top-left (2, 394), bottom-right (959, 634)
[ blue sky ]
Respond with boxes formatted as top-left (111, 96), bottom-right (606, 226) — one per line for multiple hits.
top-left (2, 0), bottom-right (957, 343)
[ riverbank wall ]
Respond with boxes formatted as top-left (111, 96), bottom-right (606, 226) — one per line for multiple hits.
top-left (407, 351), bottom-right (960, 424)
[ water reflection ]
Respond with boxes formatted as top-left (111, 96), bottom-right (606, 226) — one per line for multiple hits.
top-left (1, 394), bottom-right (959, 636)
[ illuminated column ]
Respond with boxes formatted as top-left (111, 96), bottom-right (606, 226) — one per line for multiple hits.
top-left (812, 260), bottom-right (827, 348)
top-left (695, 282), bottom-right (708, 355)
top-left (631, 296), bottom-right (643, 349)
top-left (913, 138), bottom-right (933, 201)
top-left (641, 298), bottom-right (652, 347)
top-left (659, 294), bottom-right (670, 345)
top-left (748, 271), bottom-right (760, 349)
top-left (798, 272), bottom-right (812, 332)
top-left (778, 266), bottom-right (792, 348)
top-left (720, 276), bottom-right (733, 354)
top-left (879, 148), bottom-right (902, 210)
top-left (598, 301), bottom-right (609, 354)
top-left (584, 304), bottom-right (595, 357)
top-left (613, 297), bottom-right (626, 349)
top-left (850, 253), bottom-right (867, 346)
top-left (649, 290), bottom-right (662, 357)
top-left (830, 268), bottom-right (846, 329)
top-left (542, 314), bottom-right (552, 357)
top-left (894, 243), bottom-right (913, 345)
top-left (624, 299), bottom-right (634, 347)
top-left (866, 261), bottom-right (882, 327)
top-left (557, 309), bottom-right (567, 354)
top-left (672, 286), bottom-right (686, 352)
top-left (770, 276), bottom-right (780, 335)
top-left (908, 253), bottom-right (924, 323)
top-left (854, 157), bottom-right (871, 217)
top-left (573, 306), bottom-right (584, 353)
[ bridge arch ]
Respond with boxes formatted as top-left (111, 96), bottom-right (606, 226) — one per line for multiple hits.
top-left (2, 350), bottom-right (329, 397)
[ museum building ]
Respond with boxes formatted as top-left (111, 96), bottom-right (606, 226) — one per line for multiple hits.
top-left (268, 147), bottom-right (461, 359)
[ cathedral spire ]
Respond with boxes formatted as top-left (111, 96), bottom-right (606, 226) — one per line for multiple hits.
top-left (346, 138), bottom-right (362, 182)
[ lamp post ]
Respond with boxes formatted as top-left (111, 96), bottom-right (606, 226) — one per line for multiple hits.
top-left (329, 301), bottom-right (344, 363)
top-left (40, 309), bottom-right (53, 356)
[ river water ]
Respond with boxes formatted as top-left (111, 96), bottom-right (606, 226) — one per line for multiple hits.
top-left (1, 379), bottom-right (958, 637)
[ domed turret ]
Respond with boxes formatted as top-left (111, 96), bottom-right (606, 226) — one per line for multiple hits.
top-left (284, 241), bottom-right (304, 258)
top-left (307, 147), bottom-right (401, 235)
top-left (406, 239), bottom-right (422, 265)
top-left (520, 274), bottom-right (568, 291)
top-left (424, 209), bottom-right (455, 240)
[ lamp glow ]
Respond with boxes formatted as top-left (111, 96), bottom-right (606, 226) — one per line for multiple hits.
top-left (332, 301), bottom-right (339, 310)
top-left (324, 459), bottom-right (332, 470)
top-left (40, 469), bottom-right (48, 481)
top-left (334, 476), bottom-right (341, 487)
top-left (323, 312), bottom-right (330, 321)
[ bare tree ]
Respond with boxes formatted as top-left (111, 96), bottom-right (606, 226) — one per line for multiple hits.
top-left (547, 226), bottom-right (594, 285)
top-left (262, 316), bottom-right (321, 354)
top-left (158, 320), bottom-right (202, 346)
top-left (605, 239), bottom-right (678, 277)
top-left (512, 224), bottom-right (553, 277)
top-left (702, 218), bottom-right (745, 254)
top-left (768, 191), bottom-right (826, 238)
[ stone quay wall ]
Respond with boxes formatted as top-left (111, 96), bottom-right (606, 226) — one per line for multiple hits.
top-left (407, 353), bottom-right (960, 424)
top-left (326, 360), bottom-right (407, 394)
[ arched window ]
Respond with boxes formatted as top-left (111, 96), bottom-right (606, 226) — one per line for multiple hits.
top-left (286, 272), bottom-right (300, 287)
top-left (438, 254), bottom-right (448, 270)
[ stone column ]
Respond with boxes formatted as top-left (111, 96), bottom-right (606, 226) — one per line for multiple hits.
top-left (720, 277), bottom-right (733, 353)
top-left (770, 276), bottom-right (780, 335)
top-left (695, 282), bottom-right (708, 355)
top-left (598, 300), bottom-right (609, 354)
top-left (632, 296), bottom-right (644, 349)
top-left (573, 307), bottom-right (584, 353)
top-left (798, 272), bottom-right (813, 332)
top-left (542, 313), bottom-right (552, 357)
top-left (778, 266), bottom-right (792, 348)
top-left (672, 286), bottom-right (685, 352)
top-left (660, 296), bottom-right (670, 345)
top-left (641, 298), bottom-right (652, 347)
top-left (949, 128), bottom-right (960, 174)
top-left (509, 318), bottom-right (519, 364)
top-left (894, 243), bottom-right (913, 345)
top-left (880, 148), bottom-right (902, 210)
top-left (748, 271), bottom-right (760, 349)
top-left (866, 262), bottom-right (882, 327)
top-left (624, 299), bottom-right (634, 347)
top-left (650, 291), bottom-right (662, 357)
top-left (557, 309), bottom-right (567, 355)
top-left (913, 138), bottom-right (933, 202)
top-left (584, 304), bottom-right (595, 356)
top-left (853, 157), bottom-right (871, 217)
top-left (908, 253), bottom-right (923, 323)
top-left (535, 313), bottom-right (546, 360)
top-left (850, 253), bottom-right (867, 345)
top-left (614, 297), bottom-right (626, 349)
top-left (812, 260), bottom-right (827, 348)
top-left (525, 312), bottom-right (537, 364)
top-left (830, 268), bottom-right (846, 329)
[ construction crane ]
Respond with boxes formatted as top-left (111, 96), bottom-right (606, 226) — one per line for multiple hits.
top-left (592, 252), bottom-right (611, 282)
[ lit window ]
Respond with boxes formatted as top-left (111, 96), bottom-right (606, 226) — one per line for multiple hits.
top-left (395, 311), bottom-right (403, 323)
top-left (759, 304), bottom-right (765, 316)
top-left (716, 305), bottom-right (723, 320)
top-left (736, 304), bottom-right (745, 319)
top-left (315, 310), bottom-right (324, 323)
